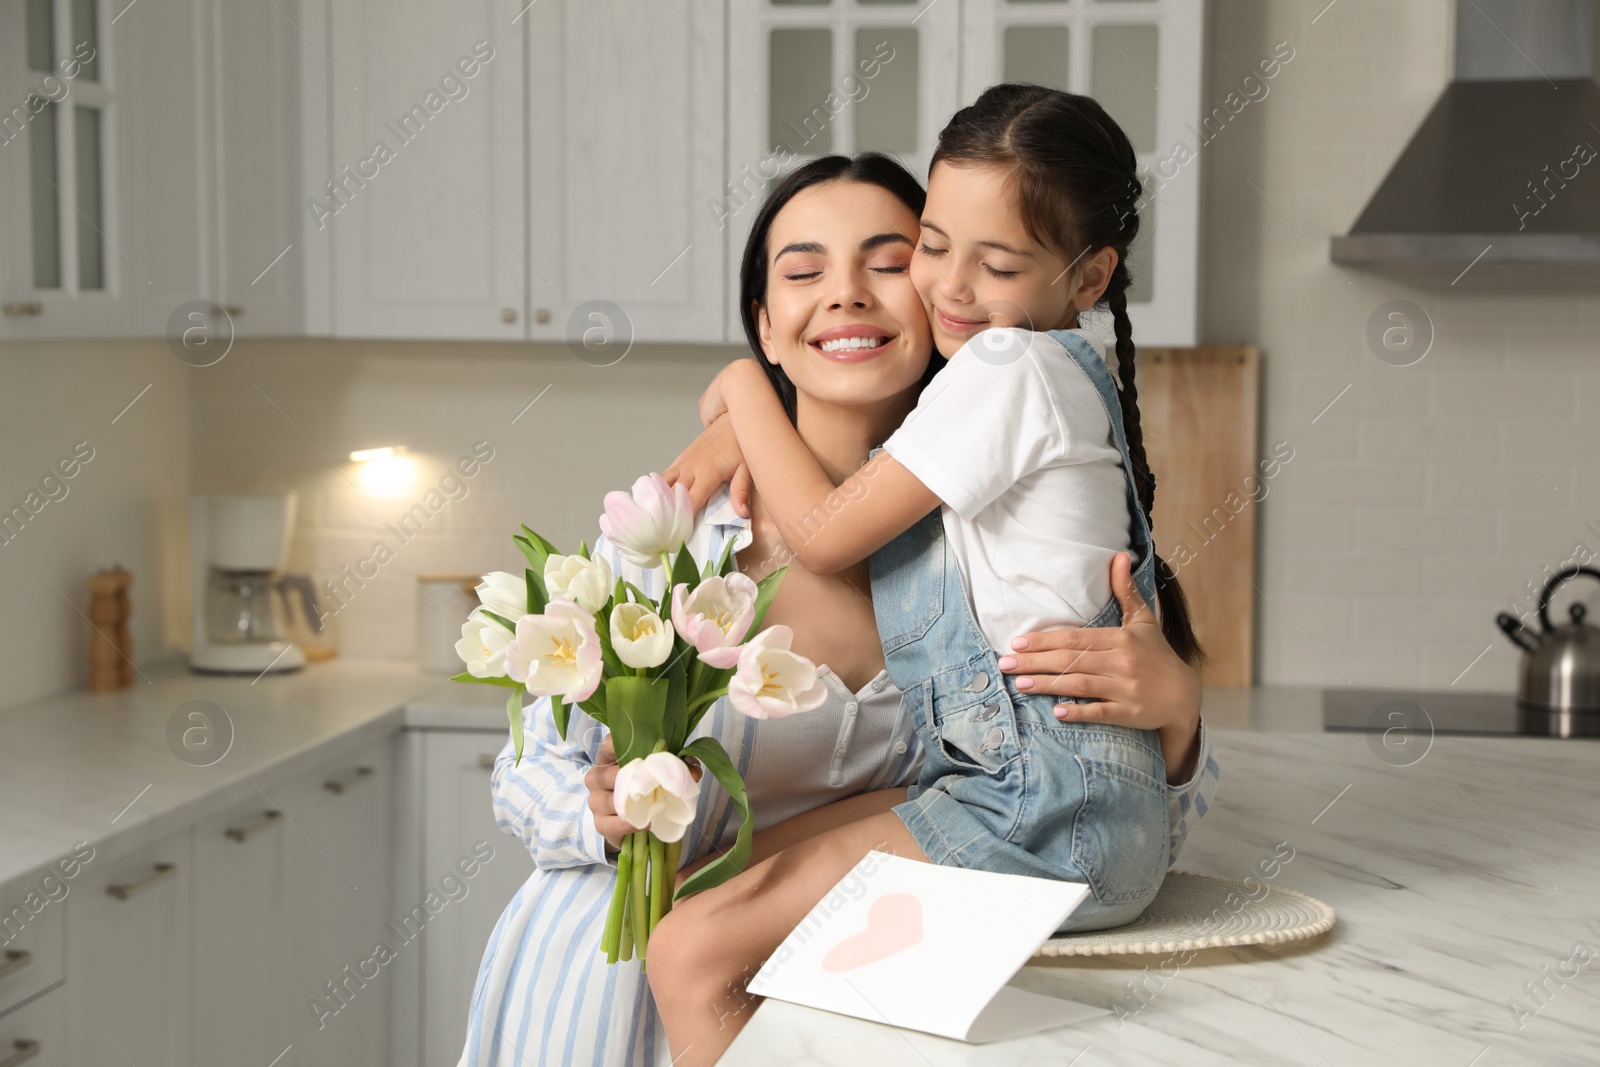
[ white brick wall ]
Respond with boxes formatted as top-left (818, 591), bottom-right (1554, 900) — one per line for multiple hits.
top-left (1206, 0), bottom-right (1600, 690)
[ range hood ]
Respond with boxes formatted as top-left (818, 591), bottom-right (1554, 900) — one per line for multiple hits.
top-left (1330, 0), bottom-right (1600, 279)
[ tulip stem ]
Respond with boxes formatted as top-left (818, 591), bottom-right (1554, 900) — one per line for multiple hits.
top-left (631, 831), bottom-right (651, 966)
top-left (686, 688), bottom-right (728, 714)
top-left (649, 834), bottom-right (667, 932)
top-left (618, 889), bottom-right (634, 962)
top-left (664, 838), bottom-right (683, 908)
top-left (603, 838), bottom-right (630, 964)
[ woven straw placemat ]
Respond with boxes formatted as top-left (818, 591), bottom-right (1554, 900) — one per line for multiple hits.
top-left (1033, 871), bottom-right (1336, 958)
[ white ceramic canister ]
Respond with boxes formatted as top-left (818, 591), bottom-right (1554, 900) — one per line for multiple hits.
top-left (417, 574), bottom-right (482, 673)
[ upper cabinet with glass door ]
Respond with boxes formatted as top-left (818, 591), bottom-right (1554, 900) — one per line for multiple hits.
top-left (1, 0), bottom-right (119, 336)
top-left (726, 0), bottom-right (962, 340)
top-left (961, 0), bottom-right (1203, 345)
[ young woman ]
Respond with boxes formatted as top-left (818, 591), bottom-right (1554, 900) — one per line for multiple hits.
top-left (458, 153), bottom-right (1217, 1067)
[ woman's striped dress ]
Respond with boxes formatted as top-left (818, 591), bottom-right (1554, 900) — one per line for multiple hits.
top-left (457, 483), bottom-right (1220, 1066)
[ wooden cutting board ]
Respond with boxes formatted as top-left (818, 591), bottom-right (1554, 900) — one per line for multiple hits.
top-left (1134, 346), bottom-right (1261, 687)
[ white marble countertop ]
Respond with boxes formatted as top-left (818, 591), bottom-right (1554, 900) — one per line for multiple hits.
top-left (0, 656), bottom-right (509, 895)
top-left (724, 729), bottom-right (1600, 1067)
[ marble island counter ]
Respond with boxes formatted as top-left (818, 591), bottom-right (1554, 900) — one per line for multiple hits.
top-left (724, 730), bottom-right (1600, 1067)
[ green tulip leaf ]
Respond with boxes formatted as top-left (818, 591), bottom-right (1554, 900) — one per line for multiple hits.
top-left (673, 737), bottom-right (751, 900)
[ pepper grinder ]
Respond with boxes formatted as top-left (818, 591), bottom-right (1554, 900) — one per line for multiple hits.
top-left (88, 565), bottom-right (133, 691)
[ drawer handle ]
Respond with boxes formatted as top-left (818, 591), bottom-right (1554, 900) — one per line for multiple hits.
top-left (0, 1039), bottom-right (40, 1067)
top-left (324, 766), bottom-right (373, 794)
top-left (0, 949), bottom-right (31, 981)
top-left (477, 753), bottom-right (497, 770)
top-left (107, 862), bottom-right (176, 901)
top-left (1, 302), bottom-right (43, 317)
top-left (225, 809), bottom-right (284, 842)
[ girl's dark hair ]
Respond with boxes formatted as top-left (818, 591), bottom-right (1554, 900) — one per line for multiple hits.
top-left (738, 152), bottom-right (943, 425)
top-left (933, 84), bottom-right (1205, 667)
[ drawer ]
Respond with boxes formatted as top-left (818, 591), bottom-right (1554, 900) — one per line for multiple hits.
top-left (0, 984), bottom-right (66, 1066)
top-left (0, 879), bottom-right (66, 1016)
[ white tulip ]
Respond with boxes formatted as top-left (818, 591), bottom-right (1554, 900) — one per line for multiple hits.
top-left (726, 625), bottom-right (829, 720)
top-left (544, 553), bottom-right (614, 614)
top-left (671, 573), bottom-right (759, 669)
top-left (505, 600), bottom-right (605, 703)
top-left (598, 473), bottom-right (695, 568)
top-left (609, 602), bottom-right (674, 670)
top-left (474, 570), bottom-right (527, 621)
top-left (455, 608), bottom-right (513, 678)
top-left (614, 752), bottom-right (701, 843)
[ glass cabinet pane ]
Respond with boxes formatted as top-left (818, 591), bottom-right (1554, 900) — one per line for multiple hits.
top-left (72, 0), bottom-right (99, 80)
top-left (26, 0), bottom-right (55, 71)
top-left (1126, 196), bottom-right (1153, 304)
top-left (30, 101), bottom-right (62, 289)
top-left (75, 105), bottom-right (105, 290)
top-left (770, 29), bottom-right (834, 154)
top-left (854, 28), bottom-right (917, 154)
top-left (1003, 25), bottom-right (1071, 92)
top-left (1092, 24), bottom-right (1158, 153)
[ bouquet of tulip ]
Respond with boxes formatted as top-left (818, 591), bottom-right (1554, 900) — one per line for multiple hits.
top-left (452, 473), bottom-right (828, 967)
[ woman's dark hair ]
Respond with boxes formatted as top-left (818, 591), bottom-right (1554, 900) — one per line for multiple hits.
top-left (738, 152), bottom-right (943, 425)
top-left (933, 84), bottom-right (1205, 667)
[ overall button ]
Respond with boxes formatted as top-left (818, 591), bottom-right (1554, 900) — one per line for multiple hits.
top-left (978, 703), bottom-right (999, 721)
top-left (966, 670), bottom-right (990, 692)
top-left (981, 726), bottom-right (1005, 751)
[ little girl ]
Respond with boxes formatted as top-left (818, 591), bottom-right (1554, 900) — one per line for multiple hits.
top-left (648, 84), bottom-right (1203, 1064)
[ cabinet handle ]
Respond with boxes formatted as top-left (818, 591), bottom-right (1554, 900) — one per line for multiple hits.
top-left (534, 308), bottom-right (551, 325)
top-left (0, 949), bottom-right (31, 981)
top-left (324, 765), bottom-right (373, 794)
top-left (2, 302), bottom-right (43, 317)
top-left (222, 305), bottom-right (244, 317)
top-left (106, 862), bottom-right (177, 901)
top-left (225, 809), bottom-right (283, 842)
top-left (0, 1039), bottom-right (40, 1067)
top-left (477, 753), bottom-right (497, 770)
top-left (501, 307), bottom-right (518, 324)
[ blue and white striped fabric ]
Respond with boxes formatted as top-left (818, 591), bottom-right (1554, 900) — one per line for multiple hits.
top-left (458, 483), bottom-right (1219, 1066)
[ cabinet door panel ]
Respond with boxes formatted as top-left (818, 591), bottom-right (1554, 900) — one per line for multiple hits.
top-left (63, 831), bottom-right (192, 1067)
top-left (0, 987), bottom-right (67, 1067)
top-left (327, 0), bottom-right (524, 338)
top-left (418, 732), bottom-right (536, 1066)
top-left (285, 738), bottom-right (395, 1067)
top-left (526, 0), bottom-right (727, 343)
top-left (191, 798), bottom-right (295, 1066)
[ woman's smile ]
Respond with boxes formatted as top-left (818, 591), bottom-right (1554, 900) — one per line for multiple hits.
top-left (809, 323), bottom-right (898, 362)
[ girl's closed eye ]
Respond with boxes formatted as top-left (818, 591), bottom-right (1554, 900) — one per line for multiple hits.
top-left (916, 242), bottom-right (947, 258)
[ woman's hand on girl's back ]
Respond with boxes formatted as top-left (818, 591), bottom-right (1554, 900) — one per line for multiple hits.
top-left (996, 551), bottom-right (1203, 783)
top-left (663, 412), bottom-right (752, 517)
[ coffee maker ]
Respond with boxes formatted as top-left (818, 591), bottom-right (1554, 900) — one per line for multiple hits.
top-left (189, 493), bottom-right (320, 674)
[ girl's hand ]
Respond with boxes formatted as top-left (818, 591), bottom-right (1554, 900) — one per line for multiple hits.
top-left (663, 413), bottom-right (751, 518)
top-left (697, 360), bottom-right (743, 427)
top-left (585, 734), bottom-right (703, 858)
top-left (996, 551), bottom-right (1203, 784)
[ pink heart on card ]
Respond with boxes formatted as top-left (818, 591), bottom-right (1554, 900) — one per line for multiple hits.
top-left (820, 893), bottom-right (924, 972)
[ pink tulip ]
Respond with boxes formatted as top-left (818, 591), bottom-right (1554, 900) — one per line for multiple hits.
top-left (671, 573), bottom-right (758, 668)
top-left (598, 473), bottom-right (694, 568)
top-left (726, 625), bottom-right (829, 720)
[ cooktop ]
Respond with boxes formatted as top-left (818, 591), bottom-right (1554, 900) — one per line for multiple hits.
top-left (1323, 687), bottom-right (1600, 751)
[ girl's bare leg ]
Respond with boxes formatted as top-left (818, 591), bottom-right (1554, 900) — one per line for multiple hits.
top-left (649, 809), bottom-right (928, 1067)
top-left (676, 787), bottom-right (910, 886)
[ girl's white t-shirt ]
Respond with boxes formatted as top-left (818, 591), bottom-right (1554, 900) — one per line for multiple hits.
top-left (881, 327), bottom-right (1135, 653)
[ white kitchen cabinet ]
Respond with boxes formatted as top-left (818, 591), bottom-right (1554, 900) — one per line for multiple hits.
top-left (409, 731), bottom-right (534, 1067)
top-left (960, 0), bottom-right (1204, 346)
top-left (190, 796), bottom-right (296, 1066)
top-left (63, 829), bottom-right (192, 1067)
top-left (0, 987), bottom-right (66, 1067)
top-left (324, 0), bottom-right (525, 340)
top-left (284, 736), bottom-right (396, 1067)
top-left (524, 0), bottom-right (728, 345)
top-left (205, 0), bottom-right (321, 336)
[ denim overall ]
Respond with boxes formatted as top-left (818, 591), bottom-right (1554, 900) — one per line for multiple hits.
top-left (870, 328), bottom-right (1170, 933)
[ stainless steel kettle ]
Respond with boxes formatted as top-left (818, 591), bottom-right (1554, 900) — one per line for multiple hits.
top-left (1497, 566), bottom-right (1600, 713)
